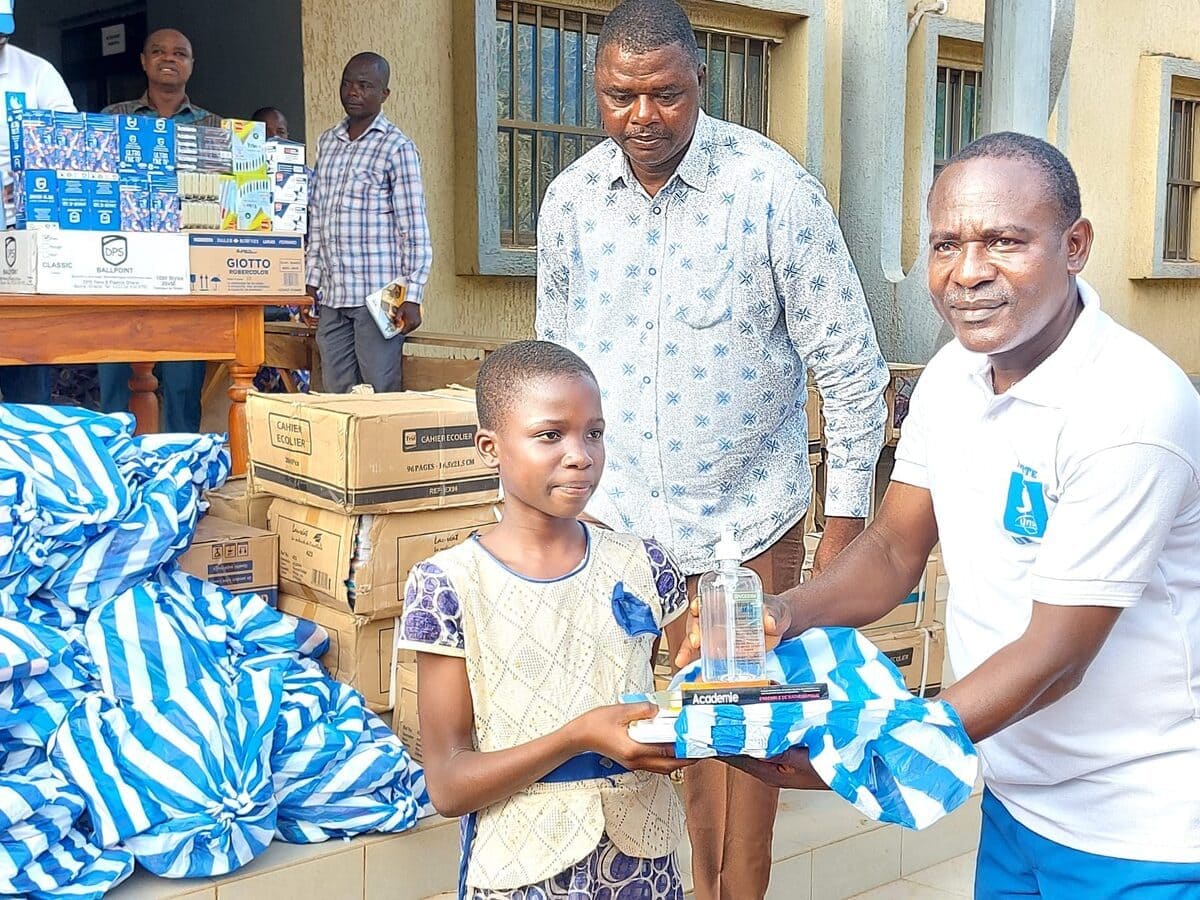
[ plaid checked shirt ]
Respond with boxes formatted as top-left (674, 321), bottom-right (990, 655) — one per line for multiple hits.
top-left (305, 113), bottom-right (433, 308)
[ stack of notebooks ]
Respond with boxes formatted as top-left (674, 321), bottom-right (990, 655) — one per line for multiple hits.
top-left (625, 682), bottom-right (829, 750)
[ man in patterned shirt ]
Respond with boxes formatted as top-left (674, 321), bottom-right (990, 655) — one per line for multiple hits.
top-left (304, 52), bottom-right (432, 392)
top-left (98, 27), bottom-right (221, 432)
top-left (535, 1), bottom-right (887, 897)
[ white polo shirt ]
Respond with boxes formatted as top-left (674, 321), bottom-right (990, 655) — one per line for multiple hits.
top-left (893, 278), bottom-right (1200, 863)
top-left (0, 43), bottom-right (75, 225)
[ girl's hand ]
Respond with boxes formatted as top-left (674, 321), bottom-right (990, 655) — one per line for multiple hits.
top-left (570, 702), bottom-right (696, 775)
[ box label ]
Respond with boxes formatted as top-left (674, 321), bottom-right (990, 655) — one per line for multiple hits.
top-left (277, 514), bottom-right (343, 595)
top-left (402, 424), bottom-right (477, 452)
top-left (268, 413), bottom-right (312, 454)
top-left (884, 647), bottom-right (914, 669)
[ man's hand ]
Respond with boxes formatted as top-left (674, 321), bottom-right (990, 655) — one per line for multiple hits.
top-left (724, 747), bottom-right (826, 790)
top-left (300, 285), bottom-right (319, 326)
top-left (812, 516), bottom-right (865, 576)
top-left (395, 300), bottom-right (422, 335)
top-left (673, 593), bottom-right (791, 669)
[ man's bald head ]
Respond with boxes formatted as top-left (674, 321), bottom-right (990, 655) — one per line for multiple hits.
top-left (340, 52), bottom-right (392, 123)
top-left (344, 52), bottom-right (390, 88)
top-left (142, 28), bottom-right (195, 90)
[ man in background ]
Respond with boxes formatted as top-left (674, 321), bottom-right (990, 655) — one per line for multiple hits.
top-left (97, 27), bottom-right (220, 432)
top-left (251, 105), bottom-right (289, 140)
top-left (0, 0), bottom-right (75, 405)
top-left (305, 52), bottom-right (432, 392)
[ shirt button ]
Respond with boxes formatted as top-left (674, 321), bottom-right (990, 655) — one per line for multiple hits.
top-left (651, 490), bottom-right (660, 498)
top-left (645, 322), bottom-right (654, 330)
top-left (648, 267), bottom-right (657, 275)
top-left (644, 431), bottom-right (653, 440)
top-left (653, 206), bottom-right (662, 214)
top-left (642, 376), bottom-right (651, 385)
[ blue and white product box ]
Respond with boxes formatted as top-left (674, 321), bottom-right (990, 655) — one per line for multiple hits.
top-left (55, 112), bottom-right (87, 170)
top-left (57, 171), bottom-right (90, 230)
top-left (119, 168), bottom-right (150, 232)
top-left (23, 169), bottom-right (58, 227)
top-left (21, 110), bottom-right (57, 170)
top-left (272, 201), bottom-right (307, 234)
top-left (271, 163), bottom-right (308, 205)
top-left (265, 138), bottom-right (305, 170)
top-left (6, 92), bottom-right (26, 174)
top-left (89, 174), bottom-right (120, 230)
top-left (85, 113), bottom-right (119, 173)
top-left (149, 172), bottom-right (180, 233)
top-left (118, 115), bottom-right (175, 170)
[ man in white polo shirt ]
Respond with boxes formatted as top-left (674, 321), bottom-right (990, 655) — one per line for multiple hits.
top-left (0, 0), bottom-right (75, 405)
top-left (701, 132), bottom-right (1200, 895)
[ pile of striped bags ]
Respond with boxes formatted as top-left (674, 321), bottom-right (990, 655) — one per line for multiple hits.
top-left (636, 628), bottom-right (978, 831)
top-left (0, 405), bottom-right (431, 897)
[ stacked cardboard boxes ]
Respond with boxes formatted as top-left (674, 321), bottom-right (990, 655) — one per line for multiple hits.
top-left (245, 388), bottom-right (501, 723)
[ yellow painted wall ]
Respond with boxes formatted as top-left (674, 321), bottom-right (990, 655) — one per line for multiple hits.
top-left (301, 0), bottom-right (845, 343)
top-left (1067, 0), bottom-right (1200, 370)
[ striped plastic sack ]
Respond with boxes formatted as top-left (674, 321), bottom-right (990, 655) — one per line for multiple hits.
top-left (49, 582), bottom-right (281, 877)
top-left (263, 658), bottom-right (432, 843)
top-left (0, 755), bottom-right (133, 898)
top-left (658, 628), bottom-right (977, 830)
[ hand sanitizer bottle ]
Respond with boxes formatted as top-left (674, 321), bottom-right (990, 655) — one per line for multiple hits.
top-left (698, 528), bottom-right (767, 683)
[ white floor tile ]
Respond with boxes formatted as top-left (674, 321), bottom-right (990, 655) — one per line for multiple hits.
top-left (905, 852), bottom-right (976, 895)
top-left (810, 826), bottom-right (902, 900)
top-left (850, 880), bottom-right (964, 899)
top-left (900, 794), bottom-right (982, 875)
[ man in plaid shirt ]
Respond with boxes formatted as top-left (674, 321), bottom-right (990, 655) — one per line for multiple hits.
top-left (305, 52), bottom-right (432, 392)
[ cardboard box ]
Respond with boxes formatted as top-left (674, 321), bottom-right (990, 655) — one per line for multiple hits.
top-left (268, 498), bottom-right (499, 620)
top-left (0, 231), bottom-right (37, 293)
top-left (188, 231), bottom-right (304, 295)
top-left (179, 515), bottom-right (279, 606)
top-left (806, 381), bottom-right (823, 464)
top-left (203, 475), bottom-right (273, 531)
top-left (247, 389), bottom-right (501, 514)
top-left (804, 534), bottom-right (938, 632)
top-left (868, 623), bottom-right (945, 697)
top-left (389, 652), bottom-right (422, 761)
top-left (34, 230), bottom-right (189, 295)
top-left (277, 593), bottom-right (395, 712)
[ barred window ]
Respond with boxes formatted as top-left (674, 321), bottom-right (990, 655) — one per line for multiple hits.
top-left (933, 64), bottom-right (981, 175)
top-left (1164, 91), bottom-right (1199, 261)
top-left (496, 0), bottom-right (774, 248)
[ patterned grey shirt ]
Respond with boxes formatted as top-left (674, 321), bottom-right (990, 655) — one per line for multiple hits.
top-left (536, 111), bottom-right (887, 574)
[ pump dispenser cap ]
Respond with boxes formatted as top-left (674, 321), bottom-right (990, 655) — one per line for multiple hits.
top-left (714, 527), bottom-right (741, 563)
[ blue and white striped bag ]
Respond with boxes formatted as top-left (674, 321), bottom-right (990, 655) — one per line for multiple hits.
top-left (646, 628), bottom-right (977, 830)
top-left (0, 403), bottom-right (432, 893)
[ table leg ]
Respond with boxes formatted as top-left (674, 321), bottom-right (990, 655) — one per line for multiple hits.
top-left (227, 364), bottom-right (256, 475)
top-left (128, 363), bottom-right (159, 435)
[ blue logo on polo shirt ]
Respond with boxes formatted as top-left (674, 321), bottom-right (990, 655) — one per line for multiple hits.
top-left (1003, 470), bottom-right (1048, 542)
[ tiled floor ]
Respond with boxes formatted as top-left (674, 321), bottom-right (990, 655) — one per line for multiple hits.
top-left (850, 852), bottom-right (976, 899)
top-left (424, 852), bottom-right (978, 900)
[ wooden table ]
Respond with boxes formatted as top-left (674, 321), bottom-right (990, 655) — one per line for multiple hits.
top-left (263, 321), bottom-right (507, 392)
top-left (0, 294), bottom-right (305, 474)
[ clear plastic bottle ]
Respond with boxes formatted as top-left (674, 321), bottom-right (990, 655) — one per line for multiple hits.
top-left (698, 528), bottom-right (767, 683)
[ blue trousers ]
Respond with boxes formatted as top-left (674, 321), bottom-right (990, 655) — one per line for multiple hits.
top-left (0, 365), bottom-right (53, 404)
top-left (976, 789), bottom-right (1200, 899)
top-left (98, 361), bottom-right (207, 433)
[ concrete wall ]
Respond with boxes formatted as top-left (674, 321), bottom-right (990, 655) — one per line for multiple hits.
top-left (841, 0), bottom-right (1200, 371)
top-left (1068, 0), bottom-right (1200, 369)
top-left (300, 0), bottom-right (844, 341)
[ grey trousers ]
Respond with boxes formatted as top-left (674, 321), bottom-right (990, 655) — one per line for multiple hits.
top-left (315, 305), bottom-right (404, 393)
